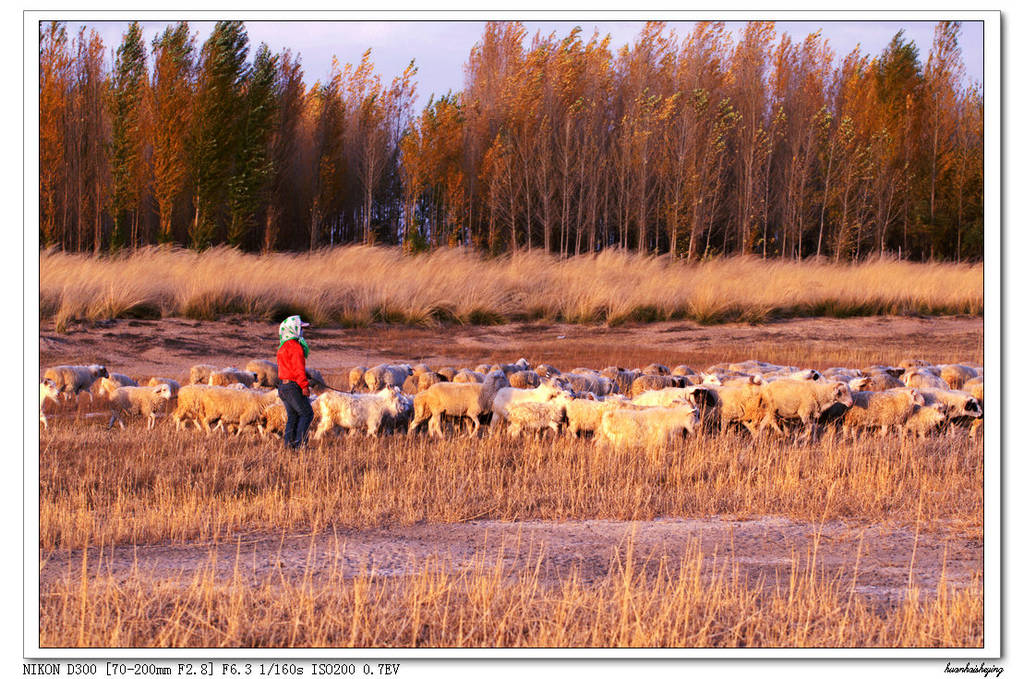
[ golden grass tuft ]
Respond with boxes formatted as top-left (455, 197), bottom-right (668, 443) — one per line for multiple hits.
top-left (40, 246), bottom-right (983, 329)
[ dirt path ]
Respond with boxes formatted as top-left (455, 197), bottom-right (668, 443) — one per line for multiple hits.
top-left (39, 516), bottom-right (982, 607)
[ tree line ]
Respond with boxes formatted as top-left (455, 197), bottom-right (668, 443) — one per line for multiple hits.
top-left (38, 20), bottom-right (983, 261)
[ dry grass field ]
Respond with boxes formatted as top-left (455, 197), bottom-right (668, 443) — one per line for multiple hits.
top-left (40, 246), bottom-right (983, 330)
top-left (37, 311), bottom-right (985, 649)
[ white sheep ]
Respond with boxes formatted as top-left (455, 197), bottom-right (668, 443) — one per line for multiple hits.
top-left (701, 378), bottom-right (765, 435)
top-left (146, 377), bottom-right (181, 397)
top-left (417, 371), bottom-right (447, 391)
top-left (39, 379), bottom-right (60, 429)
top-left (498, 358), bottom-right (531, 375)
top-left (490, 381), bottom-right (573, 431)
top-left (671, 364), bottom-right (698, 378)
top-left (562, 371), bottom-right (617, 396)
top-left (408, 370), bottom-right (508, 437)
top-left (629, 374), bottom-right (688, 398)
top-left (261, 396), bottom-right (320, 439)
top-left (197, 386), bottom-right (280, 435)
top-left (348, 366), bottom-right (368, 392)
top-left (189, 363), bottom-right (218, 385)
top-left (208, 368), bottom-right (259, 389)
top-left (364, 364), bottom-right (414, 392)
top-left (313, 387), bottom-right (405, 439)
top-left (246, 359), bottom-right (280, 388)
top-left (563, 394), bottom-right (632, 438)
top-left (535, 364), bottom-right (561, 378)
top-left (172, 384), bottom-right (213, 430)
top-left (938, 364), bottom-right (979, 391)
top-left (599, 404), bottom-right (700, 449)
top-left (840, 388), bottom-right (926, 439)
top-left (106, 372), bottom-right (139, 388)
top-left (821, 367), bottom-right (863, 381)
top-left (98, 379), bottom-right (173, 430)
top-left (600, 367), bottom-right (639, 395)
top-left (904, 404), bottom-right (949, 438)
top-left (504, 400), bottom-right (568, 438)
top-left (901, 368), bottom-right (950, 391)
top-left (849, 372), bottom-right (905, 392)
top-left (43, 364), bottom-right (108, 402)
top-left (508, 370), bottom-right (541, 389)
top-left (757, 378), bottom-right (854, 440)
top-left (916, 387), bottom-right (982, 438)
top-left (641, 363), bottom-right (672, 376)
top-left (453, 369), bottom-right (485, 384)
top-left (630, 385), bottom-right (716, 411)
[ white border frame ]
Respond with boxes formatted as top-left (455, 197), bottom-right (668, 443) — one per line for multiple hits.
top-left (23, 8), bottom-right (1001, 664)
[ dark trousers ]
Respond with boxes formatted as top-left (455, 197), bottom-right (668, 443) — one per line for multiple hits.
top-left (279, 381), bottom-right (314, 448)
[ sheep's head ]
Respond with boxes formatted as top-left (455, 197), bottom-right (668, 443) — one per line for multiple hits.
top-left (154, 384), bottom-right (173, 400)
top-left (965, 398), bottom-right (982, 417)
top-left (91, 364), bottom-right (109, 379)
top-left (849, 377), bottom-right (870, 392)
top-left (97, 377), bottom-right (116, 397)
top-left (909, 389), bottom-right (925, 407)
top-left (832, 383), bottom-right (854, 409)
top-left (40, 379), bottom-right (59, 401)
top-left (686, 386), bottom-right (719, 410)
top-left (700, 373), bottom-right (722, 386)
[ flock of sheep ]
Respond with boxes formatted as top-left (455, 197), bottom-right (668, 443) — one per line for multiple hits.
top-left (39, 355), bottom-right (984, 448)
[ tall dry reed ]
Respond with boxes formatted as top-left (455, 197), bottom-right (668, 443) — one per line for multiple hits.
top-left (40, 246), bottom-right (983, 329)
top-left (39, 533), bottom-right (982, 648)
top-left (39, 421), bottom-right (982, 552)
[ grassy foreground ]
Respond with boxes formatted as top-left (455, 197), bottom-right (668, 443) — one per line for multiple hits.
top-left (39, 421), bottom-right (983, 648)
top-left (40, 246), bottom-right (983, 329)
top-left (39, 422), bottom-right (982, 552)
top-left (41, 538), bottom-right (981, 648)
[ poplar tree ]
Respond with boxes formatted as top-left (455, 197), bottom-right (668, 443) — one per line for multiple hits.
top-left (151, 22), bottom-right (195, 244)
top-left (228, 43), bottom-right (278, 248)
top-left (109, 22), bottom-right (149, 249)
top-left (190, 20), bottom-right (249, 249)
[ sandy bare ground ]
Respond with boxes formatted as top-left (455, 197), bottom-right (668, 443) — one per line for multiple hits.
top-left (40, 515), bottom-right (981, 609)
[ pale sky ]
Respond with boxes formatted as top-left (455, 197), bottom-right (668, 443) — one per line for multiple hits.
top-left (63, 20), bottom-right (984, 106)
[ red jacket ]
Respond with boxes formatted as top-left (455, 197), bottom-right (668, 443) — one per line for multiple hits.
top-left (277, 339), bottom-right (309, 395)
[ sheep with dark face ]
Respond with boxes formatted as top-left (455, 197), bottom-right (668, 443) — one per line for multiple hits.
top-left (758, 379), bottom-right (855, 441)
top-left (840, 388), bottom-right (926, 439)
